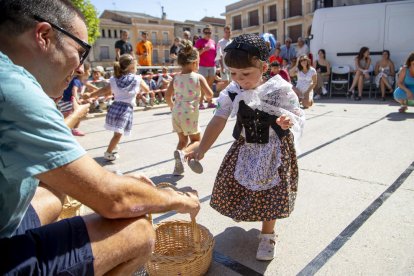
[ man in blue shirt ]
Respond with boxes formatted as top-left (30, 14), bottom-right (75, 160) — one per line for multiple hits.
top-left (0, 0), bottom-right (200, 275)
top-left (280, 37), bottom-right (297, 63)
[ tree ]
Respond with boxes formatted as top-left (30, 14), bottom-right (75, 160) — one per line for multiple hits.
top-left (71, 0), bottom-right (100, 44)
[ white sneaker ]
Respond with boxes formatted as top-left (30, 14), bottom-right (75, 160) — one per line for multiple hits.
top-left (104, 151), bottom-right (119, 161)
top-left (314, 94), bottom-right (321, 100)
top-left (322, 86), bottom-right (328, 95)
top-left (256, 233), bottom-right (276, 261)
top-left (188, 159), bottom-right (203, 174)
top-left (173, 150), bottom-right (184, 176)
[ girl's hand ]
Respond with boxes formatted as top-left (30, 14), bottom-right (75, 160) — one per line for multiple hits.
top-left (72, 98), bottom-right (90, 120)
top-left (82, 92), bottom-right (91, 100)
top-left (185, 148), bottom-right (205, 162)
top-left (276, 114), bottom-right (293, 130)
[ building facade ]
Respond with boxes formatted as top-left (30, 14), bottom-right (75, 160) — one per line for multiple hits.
top-left (224, 0), bottom-right (402, 44)
top-left (91, 10), bottom-right (178, 67)
top-left (91, 11), bottom-right (225, 68)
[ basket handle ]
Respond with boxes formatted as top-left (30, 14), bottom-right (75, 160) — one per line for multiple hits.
top-left (152, 182), bottom-right (201, 248)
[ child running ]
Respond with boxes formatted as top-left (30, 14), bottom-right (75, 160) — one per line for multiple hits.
top-left (186, 34), bottom-right (305, 261)
top-left (57, 68), bottom-right (91, 136)
top-left (83, 54), bottom-right (149, 161)
top-left (165, 42), bottom-right (214, 176)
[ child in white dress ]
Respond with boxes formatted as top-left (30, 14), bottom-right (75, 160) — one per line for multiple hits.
top-left (186, 34), bottom-right (305, 261)
top-left (166, 43), bottom-right (214, 175)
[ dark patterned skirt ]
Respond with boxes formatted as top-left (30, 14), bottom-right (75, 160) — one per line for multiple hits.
top-left (210, 134), bottom-right (298, 221)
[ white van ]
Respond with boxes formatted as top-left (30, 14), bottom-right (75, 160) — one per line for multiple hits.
top-left (309, 0), bottom-right (414, 69)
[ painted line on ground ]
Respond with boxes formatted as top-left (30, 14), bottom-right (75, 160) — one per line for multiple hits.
top-left (144, 115), bottom-right (388, 275)
top-left (297, 161), bottom-right (414, 276)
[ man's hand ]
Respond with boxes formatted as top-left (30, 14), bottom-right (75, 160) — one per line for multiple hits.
top-left (276, 114), bottom-right (293, 130)
top-left (175, 187), bottom-right (200, 219)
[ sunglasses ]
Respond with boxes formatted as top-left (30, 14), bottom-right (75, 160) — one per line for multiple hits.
top-left (34, 15), bottom-right (91, 65)
top-left (204, 32), bottom-right (212, 35)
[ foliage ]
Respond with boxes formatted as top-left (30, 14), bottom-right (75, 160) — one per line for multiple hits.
top-left (71, 0), bottom-right (100, 44)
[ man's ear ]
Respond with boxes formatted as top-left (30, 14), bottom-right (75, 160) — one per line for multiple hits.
top-left (34, 22), bottom-right (54, 52)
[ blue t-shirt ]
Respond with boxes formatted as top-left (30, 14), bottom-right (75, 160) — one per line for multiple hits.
top-left (0, 52), bottom-right (86, 237)
top-left (144, 78), bottom-right (157, 90)
top-left (62, 77), bottom-right (83, 102)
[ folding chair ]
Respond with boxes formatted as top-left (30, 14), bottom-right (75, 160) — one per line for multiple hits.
top-left (362, 65), bottom-right (374, 98)
top-left (329, 65), bottom-right (350, 97)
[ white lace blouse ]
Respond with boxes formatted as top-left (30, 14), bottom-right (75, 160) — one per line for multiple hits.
top-left (214, 75), bottom-right (306, 191)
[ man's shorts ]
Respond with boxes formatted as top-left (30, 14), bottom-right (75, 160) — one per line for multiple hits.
top-left (0, 205), bottom-right (94, 275)
top-left (198, 66), bottom-right (216, 78)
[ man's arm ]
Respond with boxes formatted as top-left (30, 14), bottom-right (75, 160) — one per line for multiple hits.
top-left (36, 155), bottom-right (200, 219)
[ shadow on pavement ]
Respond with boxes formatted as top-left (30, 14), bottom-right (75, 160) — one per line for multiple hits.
top-left (386, 112), bottom-right (414, 121)
top-left (213, 226), bottom-right (271, 275)
top-left (151, 174), bottom-right (183, 185)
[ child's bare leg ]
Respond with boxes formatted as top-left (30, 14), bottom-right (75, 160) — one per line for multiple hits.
top-left (261, 219), bottom-right (276, 234)
top-left (177, 132), bottom-right (189, 151)
top-left (199, 91), bottom-right (205, 107)
top-left (107, 132), bottom-right (122, 153)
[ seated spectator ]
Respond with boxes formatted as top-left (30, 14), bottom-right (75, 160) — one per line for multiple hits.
top-left (290, 55), bottom-right (317, 108)
top-left (156, 67), bottom-right (172, 102)
top-left (87, 66), bottom-right (110, 112)
top-left (0, 1), bottom-right (200, 275)
top-left (270, 61), bottom-right (291, 83)
top-left (58, 69), bottom-right (92, 136)
top-left (374, 50), bottom-right (395, 101)
top-left (393, 52), bottom-right (414, 113)
top-left (313, 49), bottom-right (331, 98)
top-left (295, 37), bottom-right (309, 57)
top-left (281, 58), bottom-right (290, 70)
top-left (288, 57), bottom-right (298, 85)
top-left (348, 46), bottom-right (372, 101)
top-left (280, 37), bottom-right (296, 61)
top-left (139, 70), bottom-right (156, 107)
top-left (269, 47), bottom-right (283, 64)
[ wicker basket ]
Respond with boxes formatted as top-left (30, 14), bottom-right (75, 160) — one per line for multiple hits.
top-left (58, 196), bottom-right (82, 220)
top-left (145, 183), bottom-right (215, 276)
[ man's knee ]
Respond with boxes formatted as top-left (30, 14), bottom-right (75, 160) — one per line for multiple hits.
top-left (131, 217), bottom-right (155, 256)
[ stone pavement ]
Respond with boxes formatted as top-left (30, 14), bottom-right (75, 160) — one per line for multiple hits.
top-left (77, 97), bottom-right (414, 276)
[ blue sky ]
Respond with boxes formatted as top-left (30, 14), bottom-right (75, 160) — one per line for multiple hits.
top-left (89, 0), bottom-right (239, 22)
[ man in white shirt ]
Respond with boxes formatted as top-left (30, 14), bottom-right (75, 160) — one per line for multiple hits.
top-left (215, 25), bottom-right (232, 87)
top-left (295, 37), bottom-right (309, 57)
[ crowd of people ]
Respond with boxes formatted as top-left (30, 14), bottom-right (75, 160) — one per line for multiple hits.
top-left (1, 0), bottom-right (414, 275)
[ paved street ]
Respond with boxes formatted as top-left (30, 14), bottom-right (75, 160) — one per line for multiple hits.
top-left (77, 97), bottom-right (414, 276)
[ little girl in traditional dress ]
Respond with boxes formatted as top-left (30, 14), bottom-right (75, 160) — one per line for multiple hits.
top-left (186, 34), bottom-right (305, 261)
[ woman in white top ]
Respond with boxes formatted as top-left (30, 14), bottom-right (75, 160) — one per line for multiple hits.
top-left (349, 47), bottom-right (371, 101)
top-left (290, 54), bottom-right (317, 108)
top-left (374, 50), bottom-right (395, 101)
